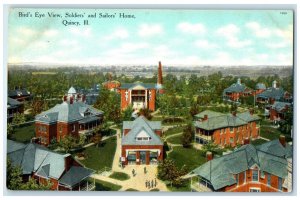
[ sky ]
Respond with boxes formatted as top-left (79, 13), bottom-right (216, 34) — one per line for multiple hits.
top-left (8, 8), bottom-right (294, 66)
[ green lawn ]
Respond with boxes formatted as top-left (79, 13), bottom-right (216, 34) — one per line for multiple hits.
top-left (164, 126), bottom-right (184, 137)
top-left (10, 123), bottom-right (35, 143)
top-left (260, 126), bottom-right (282, 141)
top-left (168, 146), bottom-right (206, 172)
top-left (77, 136), bottom-right (117, 171)
top-left (166, 180), bottom-right (191, 192)
top-left (167, 134), bottom-right (182, 145)
top-left (92, 179), bottom-right (122, 191)
top-left (109, 172), bottom-right (130, 181)
top-left (251, 139), bottom-right (268, 146)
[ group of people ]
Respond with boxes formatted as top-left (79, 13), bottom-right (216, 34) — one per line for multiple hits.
top-left (145, 179), bottom-right (157, 189)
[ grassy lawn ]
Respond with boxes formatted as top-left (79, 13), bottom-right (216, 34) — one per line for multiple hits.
top-left (92, 179), bottom-right (122, 191)
top-left (260, 126), bottom-right (282, 141)
top-left (109, 172), bottom-right (130, 181)
top-left (166, 134), bottom-right (182, 145)
top-left (164, 126), bottom-right (184, 137)
top-left (251, 139), bottom-right (268, 146)
top-left (10, 123), bottom-right (35, 143)
top-left (166, 180), bottom-right (191, 192)
top-left (168, 146), bottom-right (206, 172)
top-left (76, 136), bottom-right (117, 171)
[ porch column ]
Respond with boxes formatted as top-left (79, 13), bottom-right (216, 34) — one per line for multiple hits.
top-left (146, 151), bottom-right (150, 165)
top-left (145, 90), bottom-right (148, 108)
top-left (136, 151), bottom-right (140, 165)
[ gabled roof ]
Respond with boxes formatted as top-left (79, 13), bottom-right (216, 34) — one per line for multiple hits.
top-left (122, 116), bottom-right (163, 146)
top-left (35, 101), bottom-right (103, 123)
top-left (7, 140), bottom-right (93, 185)
top-left (256, 83), bottom-right (266, 90)
top-left (68, 87), bottom-right (77, 94)
top-left (256, 87), bottom-right (285, 100)
top-left (194, 110), bottom-right (225, 119)
top-left (123, 116), bottom-right (161, 130)
top-left (119, 82), bottom-right (156, 89)
top-left (7, 97), bottom-right (23, 107)
top-left (190, 139), bottom-right (292, 190)
top-left (236, 111), bottom-right (261, 122)
top-left (223, 80), bottom-right (252, 94)
top-left (59, 166), bottom-right (94, 187)
top-left (8, 89), bottom-right (31, 97)
top-left (271, 101), bottom-right (291, 112)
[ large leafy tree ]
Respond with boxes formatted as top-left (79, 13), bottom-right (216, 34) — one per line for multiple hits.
top-left (181, 123), bottom-right (194, 148)
top-left (12, 113), bottom-right (26, 126)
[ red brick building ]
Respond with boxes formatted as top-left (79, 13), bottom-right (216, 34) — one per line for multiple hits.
top-left (35, 87), bottom-right (104, 146)
top-left (102, 80), bottom-right (121, 92)
top-left (119, 61), bottom-right (164, 111)
top-left (121, 116), bottom-right (164, 165)
top-left (223, 78), bottom-right (254, 102)
top-left (194, 110), bottom-right (260, 147)
top-left (269, 101), bottom-right (292, 122)
top-left (7, 97), bottom-right (24, 123)
top-left (7, 140), bottom-right (95, 191)
top-left (189, 136), bottom-right (292, 192)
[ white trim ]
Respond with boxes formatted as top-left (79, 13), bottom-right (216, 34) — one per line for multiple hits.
top-left (125, 149), bottom-right (161, 157)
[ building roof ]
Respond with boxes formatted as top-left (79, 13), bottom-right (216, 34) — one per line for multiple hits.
top-left (8, 89), bottom-right (31, 98)
top-left (256, 83), bottom-right (266, 90)
top-left (194, 110), bottom-right (260, 131)
top-left (68, 86), bottom-right (77, 94)
top-left (7, 97), bottom-right (23, 107)
top-left (119, 82), bottom-right (157, 90)
top-left (271, 101), bottom-right (291, 112)
top-left (7, 140), bottom-right (93, 185)
top-left (35, 101), bottom-right (103, 124)
top-left (223, 79), bottom-right (252, 94)
top-left (194, 110), bottom-right (225, 119)
top-left (190, 139), bottom-right (292, 190)
top-left (59, 166), bottom-right (94, 187)
top-left (122, 116), bottom-right (163, 146)
top-left (256, 87), bottom-right (286, 100)
top-left (123, 116), bottom-right (161, 130)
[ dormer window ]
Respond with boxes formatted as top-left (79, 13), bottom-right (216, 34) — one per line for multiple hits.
top-left (136, 137), bottom-right (151, 141)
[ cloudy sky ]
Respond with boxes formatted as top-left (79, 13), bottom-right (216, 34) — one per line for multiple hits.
top-left (8, 9), bottom-right (293, 66)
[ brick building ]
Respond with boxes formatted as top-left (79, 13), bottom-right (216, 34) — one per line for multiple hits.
top-left (7, 97), bottom-right (24, 123)
top-left (8, 88), bottom-right (32, 102)
top-left (35, 87), bottom-right (104, 146)
top-left (223, 78), bottom-right (253, 103)
top-left (269, 101), bottom-right (292, 122)
top-left (121, 116), bottom-right (164, 166)
top-left (7, 140), bottom-right (95, 191)
top-left (119, 61), bottom-right (164, 111)
top-left (256, 81), bottom-right (292, 104)
top-left (255, 83), bottom-right (266, 95)
top-left (194, 110), bottom-right (260, 147)
top-left (188, 136), bottom-right (292, 192)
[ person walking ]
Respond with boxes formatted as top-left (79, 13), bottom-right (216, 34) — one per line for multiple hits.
top-left (144, 167), bottom-right (147, 174)
top-left (154, 178), bottom-right (157, 187)
top-left (151, 180), bottom-right (154, 188)
top-left (132, 169), bottom-right (135, 177)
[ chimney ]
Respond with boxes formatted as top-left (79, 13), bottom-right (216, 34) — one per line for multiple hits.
top-left (63, 95), bottom-right (67, 102)
top-left (272, 80), bottom-right (277, 88)
top-left (206, 151), bottom-right (213, 162)
top-left (64, 154), bottom-right (72, 171)
top-left (243, 137), bottom-right (250, 145)
top-left (70, 96), bottom-right (73, 104)
top-left (279, 135), bottom-right (286, 147)
top-left (82, 94), bottom-right (86, 102)
top-left (249, 108), bottom-right (254, 115)
top-left (157, 61), bottom-right (163, 85)
top-left (270, 98), bottom-right (275, 105)
top-left (232, 111), bottom-right (237, 117)
top-left (237, 78), bottom-right (241, 85)
top-left (203, 114), bottom-right (208, 121)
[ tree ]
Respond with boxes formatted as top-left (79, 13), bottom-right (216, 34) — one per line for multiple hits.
top-left (157, 159), bottom-right (187, 187)
top-left (12, 113), bottom-right (26, 126)
top-left (122, 105), bottom-right (133, 121)
top-left (189, 101), bottom-right (200, 118)
top-left (7, 123), bottom-right (14, 137)
top-left (59, 135), bottom-right (77, 153)
top-left (201, 142), bottom-right (223, 156)
top-left (138, 108), bottom-right (153, 120)
top-left (92, 133), bottom-right (103, 148)
top-left (31, 98), bottom-right (49, 116)
top-left (7, 159), bottom-right (23, 190)
top-left (181, 123), bottom-right (194, 148)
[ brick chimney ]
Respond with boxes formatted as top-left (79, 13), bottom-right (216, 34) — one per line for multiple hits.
top-left (270, 98), bottom-right (275, 105)
top-left (203, 114), bottom-right (208, 121)
top-left (64, 154), bottom-right (72, 171)
top-left (232, 111), bottom-right (237, 117)
top-left (157, 61), bottom-right (163, 85)
top-left (206, 151), bottom-right (213, 162)
top-left (243, 137), bottom-right (250, 145)
top-left (279, 135), bottom-right (286, 147)
top-left (70, 96), bottom-right (73, 104)
top-left (63, 95), bottom-right (67, 102)
top-left (249, 108), bottom-right (254, 115)
top-left (82, 94), bottom-right (86, 102)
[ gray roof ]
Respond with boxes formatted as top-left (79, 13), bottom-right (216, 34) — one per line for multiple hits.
top-left (7, 97), bottom-right (23, 107)
top-left (119, 82), bottom-right (156, 89)
top-left (7, 140), bottom-right (92, 185)
top-left (194, 110), bottom-right (225, 119)
top-left (236, 111), bottom-right (261, 122)
top-left (8, 89), bottom-right (31, 97)
top-left (35, 101), bottom-right (103, 124)
top-left (123, 116), bottom-right (161, 130)
top-left (256, 87), bottom-right (286, 100)
top-left (256, 83), bottom-right (266, 90)
top-left (223, 81), bottom-right (252, 94)
top-left (271, 101), bottom-right (291, 112)
top-left (191, 139), bottom-right (292, 190)
top-left (59, 166), bottom-right (94, 187)
top-left (122, 116), bottom-right (163, 146)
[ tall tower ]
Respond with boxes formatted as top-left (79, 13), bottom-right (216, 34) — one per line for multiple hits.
top-left (157, 61), bottom-right (163, 85)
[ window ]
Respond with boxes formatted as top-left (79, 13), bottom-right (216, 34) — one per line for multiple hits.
top-left (244, 171), bottom-right (247, 183)
top-left (236, 174), bottom-right (239, 185)
top-left (252, 170), bottom-right (259, 182)
top-left (249, 188), bottom-right (260, 192)
top-left (230, 127), bottom-right (234, 132)
top-left (230, 137), bottom-right (234, 143)
top-left (278, 177), bottom-right (282, 191)
top-left (59, 126), bottom-right (62, 133)
top-left (72, 124), bottom-right (76, 132)
top-left (267, 174), bottom-right (271, 186)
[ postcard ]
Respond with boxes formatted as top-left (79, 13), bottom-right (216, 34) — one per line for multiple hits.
top-left (6, 7), bottom-right (294, 193)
